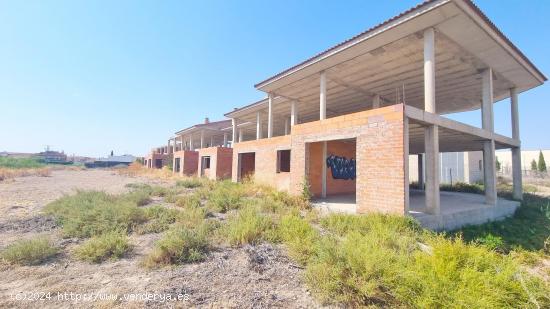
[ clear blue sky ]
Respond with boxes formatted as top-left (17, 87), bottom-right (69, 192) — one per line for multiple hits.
top-left (0, 0), bottom-right (548, 158)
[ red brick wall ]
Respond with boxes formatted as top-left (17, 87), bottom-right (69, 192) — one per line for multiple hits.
top-left (197, 147), bottom-right (233, 180)
top-left (290, 104), bottom-right (405, 215)
top-left (232, 135), bottom-right (291, 191)
top-left (173, 150), bottom-right (198, 176)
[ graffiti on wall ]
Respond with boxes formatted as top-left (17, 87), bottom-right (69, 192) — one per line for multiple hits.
top-left (326, 154), bottom-right (356, 180)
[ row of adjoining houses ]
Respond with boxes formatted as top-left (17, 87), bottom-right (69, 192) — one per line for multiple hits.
top-left (144, 0), bottom-right (546, 230)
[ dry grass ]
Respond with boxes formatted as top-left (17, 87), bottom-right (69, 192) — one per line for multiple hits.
top-left (0, 167), bottom-right (51, 182)
top-left (117, 162), bottom-right (175, 180)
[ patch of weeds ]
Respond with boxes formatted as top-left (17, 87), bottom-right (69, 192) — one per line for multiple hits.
top-left (43, 190), bottom-right (147, 238)
top-left (320, 212), bottom-right (422, 237)
top-left (454, 193), bottom-right (550, 251)
top-left (206, 181), bottom-right (248, 213)
top-left (143, 224), bottom-right (210, 267)
top-left (224, 206), bottom-right (274, 246)
top-left (136, 205), bottom-right (180, 234)
top-left (176, 178), bottom-right (203, 188)
top-left (1, 237), bottom-right (58, 265)
top-left (74, 231), bottom-right (131, 263)
top-left (175, 194), bottom-right (202, 209)
top-left (277, 213), bottom-right (319, 265)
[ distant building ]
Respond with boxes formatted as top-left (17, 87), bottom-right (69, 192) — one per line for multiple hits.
top-left (409, 151), bottom-right (484, 185)
top-left (37, 150), bottom-right (68, 164)
top-left (85, 154), bottom-right (136, 168)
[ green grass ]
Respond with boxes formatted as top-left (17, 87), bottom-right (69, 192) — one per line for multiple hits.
top-left (224, 206), bottom-right (275, 246)
top-left (74, 231), bottom-right (131, 263)
top-left (205, 180), bottom-right (249, 213)
top-left (43, 190), bottom-right (148, 238)
top-left (1, 237), bottom-right (58, 265)
top-left (455, 193), bottom-right (550, 252)
top-left (176, 178), bottom-right (204, 188)
top-left (143, 224), bottom-right (210, 267)
top-left (136, 205), bottom-right (180, 234)
top-left (277, 213), bottom-right (319, 265)
top-left (0, 157), bottom-right (45, 169)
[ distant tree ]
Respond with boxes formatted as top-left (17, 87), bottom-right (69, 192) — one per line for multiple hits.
top-left (495, 156), bottom-right (501, 172)
top-left (538, 151), bottom-right (547, 173)
top-left (110, 150), bottom-right (114, 157)
top-left (531, 159), bottom-right (538, 172)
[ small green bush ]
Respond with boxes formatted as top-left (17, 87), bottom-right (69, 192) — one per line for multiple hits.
top-left (136, 205), bottom-right (180, 234)
top-left (175, 194), bottom-right (202, 209)
top-left (440, 182), bottom-right (484, 194)
top-left (225, 206), bottom-right (274, 246)
top-left (176, 178), bottom-right (203, 188)
top-left (206, 181), bottom-right (248, 213)
top-left (1, 237), bottom-right (58, 265)
top-left (74, 231), bottom-right (131, 263)
top-left (277, 213), bottom-right (319, 265)
top-left (144, 225), bottom-right (209, 267)
top-left (43, 191), bottom-right (147, 238)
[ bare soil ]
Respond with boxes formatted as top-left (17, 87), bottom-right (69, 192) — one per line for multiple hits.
top-left (0, 170), bottom-right (320, 308)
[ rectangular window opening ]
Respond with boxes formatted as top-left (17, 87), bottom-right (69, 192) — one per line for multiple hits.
top-left (277, 149), bottom-right (291, 173)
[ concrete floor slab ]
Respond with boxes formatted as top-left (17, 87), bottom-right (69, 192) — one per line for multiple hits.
top-left (310, 191), bottom-right (520, 231)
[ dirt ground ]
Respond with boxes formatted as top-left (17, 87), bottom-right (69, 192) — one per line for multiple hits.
top-left (0, 170), bottom-right (320, 308)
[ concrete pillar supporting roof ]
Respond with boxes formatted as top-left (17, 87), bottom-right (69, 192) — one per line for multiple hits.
top-left (231, 118), bottom-right (237, 145)
top-left (290, 100), bottom-right (297, 126)
top-left (510, 87), bottom-right (523, 200)
top-left (256, 111), bottom-right (262, 140)
top-left (267, 94), bottom-right (273, 138)
top-left (319, 71), bottom-right (327, 120)
top-left (482, 68), bottom-right (497, 205)
top-left (423, 27), bottom-right (440, 215)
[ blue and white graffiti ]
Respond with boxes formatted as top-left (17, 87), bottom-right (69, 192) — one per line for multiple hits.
top-left (326, 154), bottom-right (356, 180)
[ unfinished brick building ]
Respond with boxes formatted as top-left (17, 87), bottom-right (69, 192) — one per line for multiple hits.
top-left (224, 0), bottom-right (546, 229)
top-left (169, 118), bottom-right (233, 180)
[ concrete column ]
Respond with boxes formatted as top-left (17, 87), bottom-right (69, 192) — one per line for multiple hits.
top-left (423, 27), bottom-right (439, 214)
top-left (231, 118), bottom-right (237, 145)
top-left (372, 94), bottom-right (380, 109)
top-left (425, 126), bottom-right (440, 214)
top-left (180, 135), bottom-right (184, 151)
top-left (223, 133), bottom-right (228, 147)
top-left (238, 128), bottom-right (243, 142)
top-left (189, 135), bottom-right (193, 151)
top-left (267, 94), bottom-right (273, 138)
top-left (424, 27), bottom-right (436, 113)
top-left (210, 136), bottom-right (214, 148)
top-left (200, 130), bottom-right (204, 149)
top-left (256, 112), bottom-right (263, 140)
top-left (418, 154), bottom-right (424, 190)
top-left (482, 68), bottom-right (497, 205)
top-left (321, 141), bottom-right (327, 198)
top-left (510, 88), bottom-right (523, 200)
top-left (290, 100), bottom-right (297, 126)
top-left (284, 117), bottom-right (289, 135)
top-left (320, 71), bottom-right (327, 120)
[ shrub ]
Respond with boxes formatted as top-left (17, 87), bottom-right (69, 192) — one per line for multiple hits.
top-left (277, 213), bottom-right (319, 265)
top-left (206, 181), bottom-right (248, 213)
top-left (43, 191), bottom-right (147, 238)
top-left (144, 225), bottom-right (209, 267)
top-left (440, 182), bottom-right (484, 194)
top-left (136, 205), bottom-right (180, 234)
top-left (74, 231), bottom-right (131, 263)
top-left (175, 194), bottom-right (202, 209)
top-left (391, 237), bottom-right (549, 308)
top-left (176, 178), bottom-right (203, 188)
top-left (224, 206), bottom-right (274, 246)
top-left (1, 237), bottom-right (58, 265)
top-left (0, 157), bottom-right (46, 169)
